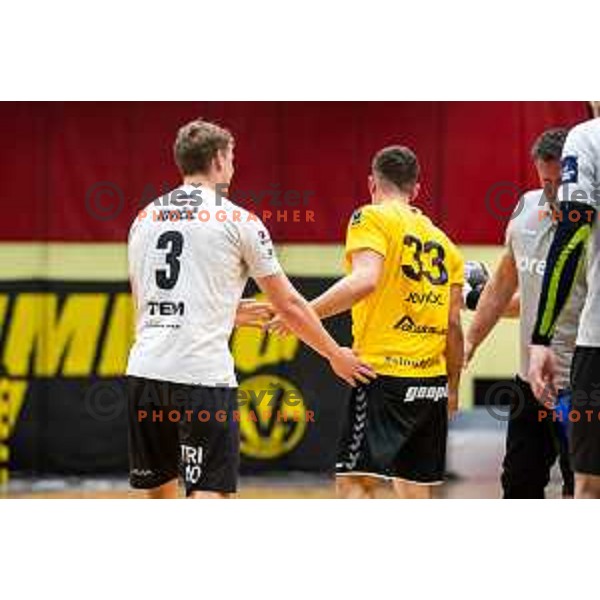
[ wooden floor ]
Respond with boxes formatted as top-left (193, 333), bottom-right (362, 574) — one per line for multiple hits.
top-left (0, 483), bottom-right (469, 499)
top-left (0, 477), bottom-right (565, 499)
top-left (1, 483), bottom-right (333, 499)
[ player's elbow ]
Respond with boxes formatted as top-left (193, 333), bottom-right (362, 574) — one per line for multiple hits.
top-left (259, 274), bottom-right (306, 316)
top-left (358, 279), bottom-right (377, 298)
top-left (353, 271), bottom-right (379, 298)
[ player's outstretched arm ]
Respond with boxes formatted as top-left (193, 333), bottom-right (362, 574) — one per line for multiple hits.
top-left (446, 284), bottom-right (464, 418)
top-left (310, 249), bottom-right (384, 319)
top-left (266, 249), bottom-right (383, 335)
top-left (256, 272), bottom-right (376, 387)
top-left (464, 250), bottom-right (518, 366)
top-left (503, 292), bottom-right (520, 318)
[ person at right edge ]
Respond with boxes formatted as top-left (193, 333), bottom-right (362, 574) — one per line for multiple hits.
top-left (529, 103), bottom-right (600, 499)
top-left (466, 128), bottom-right (585, 499)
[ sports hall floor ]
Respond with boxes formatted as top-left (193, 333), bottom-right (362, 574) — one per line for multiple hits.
top-left (1, 410), bottom-right (565, 499)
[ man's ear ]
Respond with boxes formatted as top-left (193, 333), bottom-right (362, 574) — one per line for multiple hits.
top-left (213, 150), bottom-right (225, 173)
top-left (368, 175), bottom-right (376, 200)
top-left (410, 182), bottom-right (421, 202)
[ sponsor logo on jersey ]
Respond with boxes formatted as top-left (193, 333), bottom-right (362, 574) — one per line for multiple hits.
top-left (404, 290), bottom-right (444, 306)
top-left (561, 155), bottom-right (578, 184)
top-left (516, 255), bottom-right (546, 276)
top-left (404, 384), bottom-right (448, 403)
top-left (257, 229), bottom-right (270, 243)
top-left (350, 209), bottom-right (362, 226)
top-left (153, 207), bottom-right (199, 221)
top-left (148, 301), bottom-right (185, 316)
top-left (393, 315), bottom-right (447, 335)
top-left (384, 355), bottom-right (441, 370)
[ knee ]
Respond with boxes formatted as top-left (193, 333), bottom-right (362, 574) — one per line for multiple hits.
top-left (189, 490), bottom-right (230, 499)
top-left (393, 480), bottom-right (433, 499)
top-left (336, 476), bottom-right (375, 498)
top-left (147, 478), bottom-right (179, 499)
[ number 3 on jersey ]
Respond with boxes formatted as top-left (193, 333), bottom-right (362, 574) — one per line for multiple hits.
top-left (156, 231), bottom-right (184, 289)
top-left (402, 234), bottom-right (448, 285)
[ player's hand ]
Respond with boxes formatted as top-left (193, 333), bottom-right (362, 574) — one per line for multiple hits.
top-left (265, 314), bottom-right (292, 336)
top-left (528, 345), bottom-right (558, 402)
top-left (448, 389), bottom-right (459, 419)
top-left (329, 347), bottom-right (377, 387)
top-left (234, 299), bottom-right (274, 328)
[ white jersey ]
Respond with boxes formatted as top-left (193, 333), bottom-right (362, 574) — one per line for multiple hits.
top-left (126, 184), bottom-right (281, 386)
top-left (558, 117), bottom-right (600, 347)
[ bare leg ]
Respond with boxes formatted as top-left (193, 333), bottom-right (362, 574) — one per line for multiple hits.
top-left (147, 478), bottom-right (179, 499)
top-left (574, 473), bottom-right (600, 499)
top-left (336, 475), bottom-right (379, 498)
top-left (392, 479), bottom-right (435, 499)
top-left (189, 491), bottom-right (232, 499)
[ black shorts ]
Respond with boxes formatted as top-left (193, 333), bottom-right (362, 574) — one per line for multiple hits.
top-left (336, 375), bottom-right (448, 484)
top-left (570, 347), bottom-right (600, 476)
top-left (127, 376), bottom-right (240, 495)
top-left (501, 376), bottom-right (574, 498)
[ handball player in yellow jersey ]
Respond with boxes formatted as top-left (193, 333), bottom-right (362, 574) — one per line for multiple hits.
top-left (271, 146), bottom-right (465, 498)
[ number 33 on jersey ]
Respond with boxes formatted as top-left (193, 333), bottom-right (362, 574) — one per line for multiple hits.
top-left (345, 202), bottom-right (464, 378)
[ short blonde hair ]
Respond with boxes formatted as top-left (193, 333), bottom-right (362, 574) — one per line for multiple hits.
top-left (173, 118), bottom-right (233, 175)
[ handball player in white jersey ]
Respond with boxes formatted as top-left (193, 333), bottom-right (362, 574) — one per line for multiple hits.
top-left (126, 118), bottom-right (375, 499)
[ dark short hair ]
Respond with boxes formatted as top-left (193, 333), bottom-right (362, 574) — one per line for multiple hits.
top-left (173, 118), bottom-right (234, 175)
top-left (372, 146), bottom-right (420, 192)
top-left (531, 128), bottom-right (569, 162)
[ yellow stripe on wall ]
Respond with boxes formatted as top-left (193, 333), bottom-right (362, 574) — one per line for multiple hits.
top-left (0, 242), bottom-right (506, 279)
top-left (0, 243), bottom-right (129, 281)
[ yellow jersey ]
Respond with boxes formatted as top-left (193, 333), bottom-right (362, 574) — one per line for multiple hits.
top-left (344, 201), bottom-right (464, 378)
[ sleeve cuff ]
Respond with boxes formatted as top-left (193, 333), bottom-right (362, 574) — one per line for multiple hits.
top-left (530, 332), bottom-right (551, 346)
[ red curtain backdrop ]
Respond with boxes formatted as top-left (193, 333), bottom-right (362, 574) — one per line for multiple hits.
top-left (0, 101), bottom-right (588, 245)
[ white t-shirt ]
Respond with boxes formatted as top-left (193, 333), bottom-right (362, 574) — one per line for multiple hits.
top-left (126, 184), bottom-right (281, 386)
